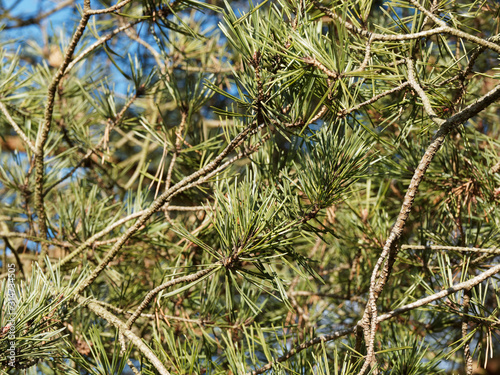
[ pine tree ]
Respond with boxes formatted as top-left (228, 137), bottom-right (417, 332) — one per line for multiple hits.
top-left (1, 0), bottom-right (500, 374)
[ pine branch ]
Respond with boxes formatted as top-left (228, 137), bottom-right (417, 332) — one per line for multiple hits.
top-left (76, 295), bottom-right (171, 375)
top-left (358, 81), bottom-right (500, 374)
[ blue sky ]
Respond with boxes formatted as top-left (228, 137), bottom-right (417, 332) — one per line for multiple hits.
top-left (3, 0), bottom-right (76, 42)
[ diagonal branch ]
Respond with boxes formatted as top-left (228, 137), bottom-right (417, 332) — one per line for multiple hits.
top-left (0, 101), bottom-right (37, 154)
top-left (57, 127), bottom-right (268, 269)
top-left (462, 288), bottom-right (473, 375)
top-left (73, 123), bottom-right (257, 295)
top-left (3, 0), bottom-right (74, 29)
top-left (406, 58), bottom-right (445, 126)
top-left (76, 294), bottom-right (171, 375)
top-left (401, 244), bottom-right (500, 255)
top-left (86, 0), bottom-right (134, 15)
top-left (311, 0), bottom-right (500, 54)
top-left (35, 3), bottom-right (92, 266)
top-left (407, 0), bottom-right (446, 27)
top-left (338, 82), bottom-right (410, 118)
top-left (65, 19), bottom-right (142, 74)
top-left (358, 81), bottom-right (500, 374)
top-left (249, 261), bottom-right (500, 375)
top-left (125, 264), bottom-right (221, 329)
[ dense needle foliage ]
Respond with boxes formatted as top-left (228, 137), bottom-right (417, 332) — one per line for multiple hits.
top-left (1, 0), bottom-right (500, 374)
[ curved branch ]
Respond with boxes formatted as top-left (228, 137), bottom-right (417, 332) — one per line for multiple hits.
top-left (0, 102), bottom-right (37, 154)
top-left (401, 244), bottom-right (500, 255)
top-left (86, 0), bottom-right (135, 15)
top-left (76, 295), bottom-right (171, 375)
top-left (74, 123), bottom-right (257, 295)
top-left (249, 261), bottom-right (500, 375)
top-left (125, 264), bottom-right (220, 328)
top-left (36, 7), bottom-right (92, 265)
top-left (57, 128), bottom-right (267, 269)
top-left (65, 19), bottom-right (142, 74)
top-left (3, 0), bottom-right (74, 29)
top-left (311, 1), bottom-right (500, 54)
top-left (58, 210), bottom-right (145, 267)
top-left (406, 58), bottom-right (445, 126)
top-left (338, 82), bottom-right (410, 118)
top-left (357, 81), bottom-right (500, 373)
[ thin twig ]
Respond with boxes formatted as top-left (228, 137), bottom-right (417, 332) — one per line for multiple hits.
top-left (65, 20), bottom-right (142, 74)
top-left (358, 81), bottom-right (500, 374)
top-left (350, 36), bottom-right (373, 74)
top-left (407, 0), bottom-right (446, 27)
top-left (168, 127), bottom-right (269, 200)
top-left (303, 56), bottom-right (340, 79)
top-left (311, 0), bottom-right (500, 54)
top-left (462, 288), bottom-right (473, 375)
top-left (167, 205), bottom-right (212, 211)
top-left (437, 44), bottom-right (486, 87)
top-left (73, 121), bottom-right (257, 295)
top-left (36, 1), bottom-right (92, 265)
top-left (338, 82), bottom-right (410, 118)
top-left (401, 244), bottom-right (500, 255)
top-left (91, 299), bottom-right (207, 324)
top-left (0, 231), bottom-right (68, 247)
top-left (86, 0), bottom-right (135, 15)
top-left (0, 102), bottom-right (37, 154)
top-left (1, 234), bottom-right (25, 279)
top-left (44, 92), bottom-right (138, 196)
top-left (76, 294), bottom-right (171, 375)
top-left (290, 290), bottom-right (366, 303)
top-left (57, 132), bottom-right (267, 269)
top-left (406, 58), bottom-right (445, 126)
top-left (162, 111), bottom-right (187, 218)
top-left (123, 22), bottom-right (165, 72)
top-left (249, 261), bottom-right (500, 375)
top-left (308, 105), bottom-right (329, 124)
top-left (125, 264), bottom-right (220, 329)
top-left (127, 359), bottom-right (142, 375)
top-left (3, 0), bottom-right (74, 29)
top-left (58, 210), bottom-right (146, 267)
top-left (490, 160), bottom-right (500, 174)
